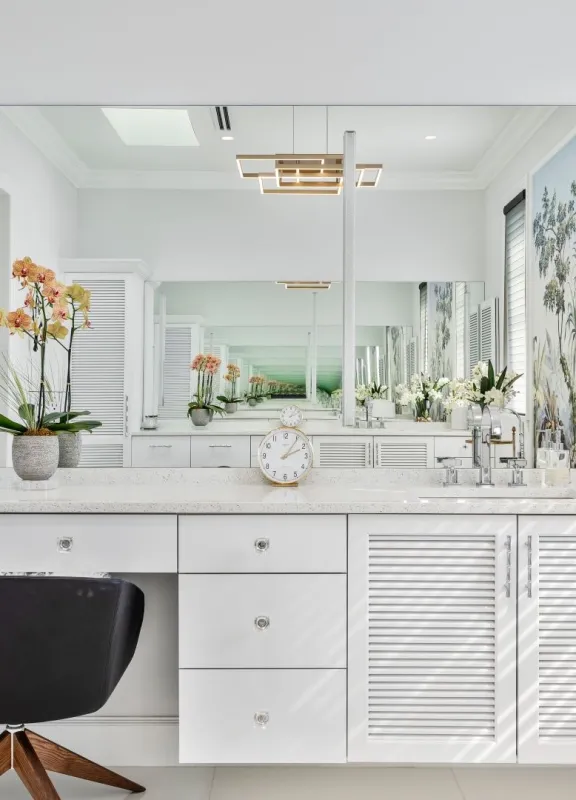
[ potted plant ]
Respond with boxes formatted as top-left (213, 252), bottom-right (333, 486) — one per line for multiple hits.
top-left (395, 374), bottom-right (449, 421)
top-left (217, 363), bottom-right (242, 413)
top-left (188, 353), bottom-right (224, 426)
top-left (468, 360), bottom-right (522, 410)
top-left (0, 258), bottom-right (102, 477)
top-left (247, 375), bottom-right (265, 406)
top-left (444, 378), bottom-right (473, 429)
top-left (0, 360), bottom-right (101, 481)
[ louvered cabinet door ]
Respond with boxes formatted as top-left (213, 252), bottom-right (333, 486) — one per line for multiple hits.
top-left (67, 276), bottom-right (130, 467)
top-left (374, 436), bottom-right (434, 468)
top-left (348, 515), bottom-right (517, 763)
top-left (518, 517), bottom-right (576, 764)
top-left (314, 436), bottom-right (373, 468)
top-left (159, 325), bottom-right (194, 420)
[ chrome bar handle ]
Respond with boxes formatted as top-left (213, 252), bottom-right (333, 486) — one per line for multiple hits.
top-left (526, 535), bottom-right (533, 598)
top-left (209, 444), bottom-right (233, 448)
top-left (505, 535), bottom-right (512, 598)
top-left (149, 444), bottom-right (172, 448)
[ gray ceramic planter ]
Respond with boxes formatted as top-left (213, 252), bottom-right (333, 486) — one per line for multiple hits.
top-left (12, 435), bottom-right (59, 481)
top-left (190, 408), bottom-right (211, 427)
top-left (224, 402), bottom-right (238, 414)
top-left (247, 398), bottom-right (257, 407)
top-left (58, 431), bottom-right (82, 467)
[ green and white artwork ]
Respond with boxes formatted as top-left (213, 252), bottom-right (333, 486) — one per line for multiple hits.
top-left (532, 133), bottom-right (576, 464)
top-left (428, 282), bottom-right (454, 380)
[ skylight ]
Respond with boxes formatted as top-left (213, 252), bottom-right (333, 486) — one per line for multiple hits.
top-left (101, 108), bottom-right (199, 147)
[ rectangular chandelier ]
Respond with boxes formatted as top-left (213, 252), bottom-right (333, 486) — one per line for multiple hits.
top-left (236, 154), bottom-right (382, 195)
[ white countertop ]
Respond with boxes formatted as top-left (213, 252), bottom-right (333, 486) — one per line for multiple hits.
top-left (0, 468), bottom-right (573, 515)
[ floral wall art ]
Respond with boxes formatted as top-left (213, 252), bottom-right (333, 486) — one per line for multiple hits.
top-left (532, 133), bottom-right (576, 464)
top-left (428, 282), bottom-right (454, 380)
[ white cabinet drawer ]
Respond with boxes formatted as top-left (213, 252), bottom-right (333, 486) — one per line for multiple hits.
top-left (131, 436), bottom-right (191, 468)
top-left (179, 574), bottom-right (346, 668)
top-left (314, 436), bottom-right (372, 468)
top-left (0, 515), bottom-right (177, 573)
top-left (434, 436), bottom-right (472, 462)
top-left (375, 436), bottom-right (434, 468)
top-left (178, 514), bottom-right (346, 573)
top-left (179, 668), bottom-right (346, 763)
top-left (190, 436), bottom-right (250, 467)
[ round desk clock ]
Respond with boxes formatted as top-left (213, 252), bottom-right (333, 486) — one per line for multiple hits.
top-left (257, 406), bottom-right (313, 486)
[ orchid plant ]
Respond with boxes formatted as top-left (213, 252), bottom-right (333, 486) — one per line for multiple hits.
top-left (0, 257), bottom-right (101, 436)
top-left (467, 360), bottom-right (522, 409)
top-left (395, 374), bottom-right (450, 420)
top-left (188, 354), bottom-right (225, 416)
top-left (247, 375), bottom-right (266, 402)
top-left (217, 363), bottom-right (242, 404)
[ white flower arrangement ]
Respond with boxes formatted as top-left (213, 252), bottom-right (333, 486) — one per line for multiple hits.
top-left (355, 382), bottom-right (388, 406)
top-left (395, 374), bottom-right (449, 419)
top-left (444, 378), bottom-right (473, 413)
top-left (467, 360), bottom-right (521, 409)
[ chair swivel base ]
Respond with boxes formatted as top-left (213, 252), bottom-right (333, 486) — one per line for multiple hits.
top-left (0, 726), bottom-right (145, 799)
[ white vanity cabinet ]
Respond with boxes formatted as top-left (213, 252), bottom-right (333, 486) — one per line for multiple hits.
top-left (132, 436), bottom-right (191, 468)
top-left (314, 436), bottom-right (372, 468)
top-left (347, 514), bottom-right (517, 763)
top-left (374, 436), bottom-right (434, 468)
top-left (189, 435), bottom-right (251, 467)
top-left (178, 514), bottom-right (347, 764)
top-left (518, 516), bottom-right (576, 764)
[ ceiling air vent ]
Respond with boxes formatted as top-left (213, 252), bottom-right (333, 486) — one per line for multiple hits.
top-left (212, 106), bottom-right (232, 132)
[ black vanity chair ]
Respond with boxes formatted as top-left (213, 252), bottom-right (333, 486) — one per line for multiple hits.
top-left (0, 576), bottom-right (145, 799)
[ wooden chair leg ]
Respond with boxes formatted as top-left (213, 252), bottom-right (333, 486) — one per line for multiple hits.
top-left (26, 729), bottom-right (145, 793)
top-left (13, 731), bottom-right (61, 800)
top-left (0, 730), bottom-right (11, 777)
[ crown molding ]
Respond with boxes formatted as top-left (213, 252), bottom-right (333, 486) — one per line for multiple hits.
top-left (472, 106), bottom-right (557, 188)
top-left (1, 107), bottom-right (88, 187)
top-left (2, 105), bottom-right (559, 193)
top-left (59, 257), bottom-right (151, 279)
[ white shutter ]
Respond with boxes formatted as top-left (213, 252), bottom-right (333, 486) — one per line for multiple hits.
top-left (314, 437), bottom-right (372, 468)
top-left (455, 282), bottom-right (466, 378)
top-left (405, 337), bottom-right (418, 381)
top-left (468, 307), bottom-right (480, 375)
top-left (159, 326), bottom-right (193, 420)
top-left (480, 298), bottom-right (499, 366)
top-left (375, 437), bottom-right (433, 468)
top-left (505, 198), bottom-right (526, 412)
top-left (348, 515), bottom-right (517, 763)
top-left (419, 283), bottom-right (428, 374)
top-left (69, 279), bottom-right (127, 467)
top-left (519, 517), bottom-right (576, 764)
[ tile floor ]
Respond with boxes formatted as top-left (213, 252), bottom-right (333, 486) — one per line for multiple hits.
top-left (2, 766), bottom-right (576, 800)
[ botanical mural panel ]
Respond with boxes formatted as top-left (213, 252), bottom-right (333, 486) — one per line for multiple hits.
top-left (428, 282), bottom-right (454, 380)
top-left (532, 134), bottom-right (576, 464)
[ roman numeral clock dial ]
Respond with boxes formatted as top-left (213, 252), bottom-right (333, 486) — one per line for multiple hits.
top-left (257, 407), bottom-right (313, 486)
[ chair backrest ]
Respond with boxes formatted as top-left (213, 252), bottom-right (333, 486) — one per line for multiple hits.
top-left (0, 576), bottom-right (144, 725)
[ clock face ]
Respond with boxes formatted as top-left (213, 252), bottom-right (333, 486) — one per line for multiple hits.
top-left (258, 428), bottom-right (313, 485)
top-left (280, 405), bottom-right (303, 428)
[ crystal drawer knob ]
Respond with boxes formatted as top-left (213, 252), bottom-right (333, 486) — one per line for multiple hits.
top-left (254, 711), bottom-right (269, 727)
top-left (57, 537), bottom-right (73, 553)
top-left (254, 615), bottom-right (270, 631)
top-left (254, 538), bottom-right (270, 553)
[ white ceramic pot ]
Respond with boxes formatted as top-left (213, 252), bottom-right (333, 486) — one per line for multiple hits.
top-left (450, 405), bottom-right (470, 430)
top-left (58, 431), bottom-right (82, 467)
top-left (12, 435), bottom-right (59, 481)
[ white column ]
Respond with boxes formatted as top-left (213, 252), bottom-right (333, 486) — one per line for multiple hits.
top-left (158, 292), bottom-right (167, 409)
top-left (143, 281), bottom-right (160, 416)
top-left (342, 131), bottom-right (356, 426)
top-left (311, 291), bottom-right (318, 404)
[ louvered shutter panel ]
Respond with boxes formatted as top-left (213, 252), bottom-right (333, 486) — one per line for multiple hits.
top-left (70, 279), bottom-right (127, 467)
top-left (419, 283), bottom-right (428, 374)
top-left (349, 515), bottom-right (516, 763)
top-left (375, 437), bottom-right (433, 468)
top-left (519, 518), bottom-right (576, 763)
top-left (159, 326), bottom-right (193, 420)
top-left (405, 338), bottom-right (418, 381)
top-left (468, 307), bottom-right (480, 375)
top-left (479, 298), bottom-right (499, 366)
top-left (315, 437), bottom-right (372, 468)
top-left (505, 198), bottom-right (526, 412)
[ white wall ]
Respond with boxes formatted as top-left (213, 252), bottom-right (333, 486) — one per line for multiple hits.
top-left (78, 189), bottom-right (485, 283)
top-left (485, 107), bottom-right (576, 360)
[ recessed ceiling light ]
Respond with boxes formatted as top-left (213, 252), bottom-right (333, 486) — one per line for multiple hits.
top-left (101, 108), bottom-right (199, 147)
top-left (425, 135), bottom-right (437, 140)
top-left (221, 135), bottom-right (234, 141)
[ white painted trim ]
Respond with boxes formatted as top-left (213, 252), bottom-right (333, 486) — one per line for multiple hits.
top-left (59, 257), bottom-right (151, 279)
top-left (32, 716), bottom-right (179, 766)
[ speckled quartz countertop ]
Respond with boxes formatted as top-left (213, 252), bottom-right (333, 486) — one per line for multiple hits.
top-left (0, 468), bottom-right (574, 515)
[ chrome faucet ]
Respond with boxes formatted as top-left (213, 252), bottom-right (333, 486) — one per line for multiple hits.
top-left (471, 404), bottom-right (502, 486)
top-left (500, 410), bottom-right (527, 487)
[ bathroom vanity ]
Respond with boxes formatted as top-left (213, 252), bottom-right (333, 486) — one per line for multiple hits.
top-left (0, 468), bottom-right (574, 767)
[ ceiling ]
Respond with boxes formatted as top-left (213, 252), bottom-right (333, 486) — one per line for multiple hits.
top-left (0, 1), bottom-right (574, 106)
top-left (2, 105), bottom-right (556, 190)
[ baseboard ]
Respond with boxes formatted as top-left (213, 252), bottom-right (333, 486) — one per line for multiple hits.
top-left (32, 716), bottom-right (179, 766)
